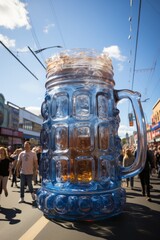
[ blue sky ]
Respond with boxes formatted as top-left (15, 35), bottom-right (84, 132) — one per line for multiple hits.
top-left (0, 0), bottom-right (160, 138)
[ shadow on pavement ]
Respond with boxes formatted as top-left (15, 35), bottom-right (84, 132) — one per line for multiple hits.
top-left (49, 202), bottom-right (160, 240)
top-left (0, 207), bottom-right (21, 224)
top-left (19, 200), bottom-right (38, 208)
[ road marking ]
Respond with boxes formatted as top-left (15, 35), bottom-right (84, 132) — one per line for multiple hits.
top-left (19, 216), bottom-right (49, 240)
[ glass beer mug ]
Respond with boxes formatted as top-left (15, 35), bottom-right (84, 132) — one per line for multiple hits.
top-left (37, 49), bottom-right (147, 221)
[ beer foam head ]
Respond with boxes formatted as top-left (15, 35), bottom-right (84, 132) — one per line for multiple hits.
top-left (46, 48), bottom-right (114, 84)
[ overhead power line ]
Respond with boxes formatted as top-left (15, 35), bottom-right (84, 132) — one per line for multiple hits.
top-left (49, 0), bottom-right (66, 49)
top-left (24, 0), bottom-right (45, 63)
top-left (0, 41), bottom-right (39, 80)
top-left (131, 0), bottom-right (142, 90)
top-left (28, 16), bottom-right (46, 63)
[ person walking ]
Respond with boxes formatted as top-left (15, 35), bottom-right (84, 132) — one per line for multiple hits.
top-left (16, 141), bottom-right (38, 203)
top-left (10, 148), bottom-right (23, 187)
top-left (139, 147), bottom-right (155, 201)
top-left (123, 148), bottom-right (135, 189)
top-left (155, 146), bottom-right (160, 178)
top-left (0, 147), bottom-right (10, 201)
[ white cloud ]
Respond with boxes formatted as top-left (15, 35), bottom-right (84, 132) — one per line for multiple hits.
top-left (0, 0), bottom-right (31, 29)
top-left (103, 45), bottom-right (127, 62)
top-left (102, 45), bottom-right (127, 72)
top-left (26, 106), bottom-right (41, 116)
top-left (0, 34), bottom-right (15, 47)
top-left (16, 46), bottom-right (29, 53)
top-left (43, 23), bottom-right (55, 33)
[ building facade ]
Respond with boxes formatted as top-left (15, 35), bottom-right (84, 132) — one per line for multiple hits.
top-left (0, 93), bottom-right (43, 150)
top-left (151, 99), bottom-right (160, 145)
top-left (0, 94), bottom-right (23, 148)
top-left (18, 107), bottom-right (42, 145)
top-left (128, 99), bottom-right (160, 148)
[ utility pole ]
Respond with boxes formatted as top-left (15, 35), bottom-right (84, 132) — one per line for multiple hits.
top-left (28, 46), bottom-right (46, 70)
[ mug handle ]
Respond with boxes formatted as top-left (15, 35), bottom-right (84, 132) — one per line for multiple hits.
top-left (115, 89), bottom-right (147, 179)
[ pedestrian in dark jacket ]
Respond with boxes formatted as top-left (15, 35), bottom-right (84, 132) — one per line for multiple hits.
top-left (0, 147), bottom-right (10, 199)
top-left (139, 148), bottom-right (155, 201)
top-left (155, 147), bottom-right (160, 178)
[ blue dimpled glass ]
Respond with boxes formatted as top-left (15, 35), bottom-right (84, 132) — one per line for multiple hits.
top-left (37, 49), bottom-right (147, 221)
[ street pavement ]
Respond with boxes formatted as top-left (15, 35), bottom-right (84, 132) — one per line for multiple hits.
top-left (0, 174), bottom-right (160, 240)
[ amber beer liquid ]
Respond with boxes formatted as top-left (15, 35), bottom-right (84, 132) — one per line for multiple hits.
top-left (71, 135), bottom-right (93, 183)
top-left (37, 49), bottom-right (147, 221)
top-left (75, 135), bottom-right (94, 182)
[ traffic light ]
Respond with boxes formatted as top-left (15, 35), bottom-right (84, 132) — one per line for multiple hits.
top-left (128, 113), bottom-right (134, 126)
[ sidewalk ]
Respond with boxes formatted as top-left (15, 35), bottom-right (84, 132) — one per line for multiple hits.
top-left (125, 174), bottom-right (160, 204)
top-left (0, 175), bottom-right (159, 240)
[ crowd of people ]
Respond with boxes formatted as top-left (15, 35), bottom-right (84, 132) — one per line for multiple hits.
top-left (119, 144), bottom-right (160, 201)
top-left (0, 140), bottom-right (160, 206)
top-left (0, 142), bottom-right (42, 206)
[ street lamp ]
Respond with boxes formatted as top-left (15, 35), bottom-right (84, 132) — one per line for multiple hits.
top-left (35, 45), bottom-right (62, 54)
top-left (141, 98), bottom-right (150, 103)
top-left (28, 46), bottom-right (46, 70)
top-left (28, 45), bottom-right (63, 70)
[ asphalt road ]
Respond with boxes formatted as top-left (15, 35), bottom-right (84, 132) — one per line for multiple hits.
top-left (0, 175), bottom-right (160, 240)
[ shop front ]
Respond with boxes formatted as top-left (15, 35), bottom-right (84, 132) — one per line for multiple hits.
top-left (149, 121), bottom-right (160, 148)
top-left (0, 127), bottom-right (23, 149)
top-left (23, 133), bottom-right (40, 146)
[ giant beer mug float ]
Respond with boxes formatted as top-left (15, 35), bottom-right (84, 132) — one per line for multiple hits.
top-left (37, 49), bottom-right (147, 221)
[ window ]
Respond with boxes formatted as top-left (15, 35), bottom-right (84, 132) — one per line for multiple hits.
top-left (19, 118), bottom-right (41, 132)
top-left (23, 119), bottom-right (32, 130)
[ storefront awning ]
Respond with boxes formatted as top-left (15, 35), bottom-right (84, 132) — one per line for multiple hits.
top-left (0, 127), bottom-right (23, 138)
top-left (151, 121), bottom-right (160, 131)
top-left (155, 137), bottom-right (160, 142)
top-left (23, 134), bottom-right (40, 140)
